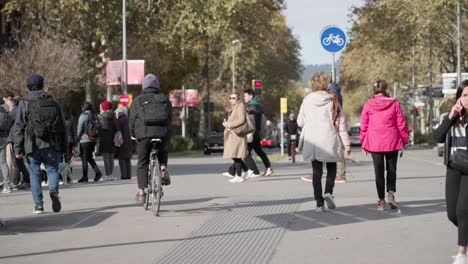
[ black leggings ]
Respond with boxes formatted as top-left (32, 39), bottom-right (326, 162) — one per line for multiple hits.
top-left (312, 160), bottom-right (337, 207)
top-left (80, 142), bottom-right (101, 179)
top-left (232, 158), bottom-right (243, 177)
top-left (446, 165), bottom-right (468, 246)
top-left (370, 151), bottom-right (399, 200)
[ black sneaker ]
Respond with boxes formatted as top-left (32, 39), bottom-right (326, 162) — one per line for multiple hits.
top-left (78, 177), bottom-right (88, 183)
top-left (33, 204), bottom-right (44, 214)
top-left (161, 170), bottom-right (171, 186)
top-left (94, 172), bottom-right (103, 182)
top-left (49, 190), bottom-right (61, 213)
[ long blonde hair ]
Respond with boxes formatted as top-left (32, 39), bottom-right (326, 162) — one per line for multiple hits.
top-left (309, 72), bottom-right (329, 91)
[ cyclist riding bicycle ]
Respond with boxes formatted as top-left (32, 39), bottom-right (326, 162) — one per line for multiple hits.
top-left (284, 113), bottom-right (300, 158)
top-left (129, 73), bottom-right (172, 202)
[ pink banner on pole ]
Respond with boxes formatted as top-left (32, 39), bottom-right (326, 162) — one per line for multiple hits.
top-left (169, 89), bottom-right (199, 108)
top-left (106, 60), bottom-right (145, 86)
top-left (106, 60), bottom-right (122, 85)
top-left (185, 89), bottom-right (199, 107)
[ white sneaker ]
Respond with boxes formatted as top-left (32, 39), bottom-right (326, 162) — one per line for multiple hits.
top-left (229, 176), bottom-right (245, 183)
top-left (41, 181), bottom-right (47, 187)
top-left (323, 193), bottom-right (336, 209)
top-left (451, 253), bottom-right (466, 264)
top-left (1, 187), bottom-right (11, 194)
top-left (245, 170), bottom-right (261, 179)
top-left (222, 172), bottom-right (234, 178)
top-left (103, 175), bottom-right (114, 181)
top-left (316, 206), bottom-right (324, 213)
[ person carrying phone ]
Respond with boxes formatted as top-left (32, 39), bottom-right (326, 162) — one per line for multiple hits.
top-left (433, 80), bottom-right (468, 264)
top-left (360, 79), bottom-right (408, 211)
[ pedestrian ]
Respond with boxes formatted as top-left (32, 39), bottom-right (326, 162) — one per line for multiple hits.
top-left (433, 80), bottom-right (468, 264)
top-left (0, 93), bottom-right (13, 193)
top-left (7, 96), bottom-right (30, 190)
top-left (63, 105), bottom-right (77, 183)
top-left (77, 101), bottom-right (103, 183)
top-left (360, 79), bottom-right (408, 211)
top-left (115, 106), bottom-right (132, 180)
top-left (13, 74), bottom-right (66, 213)
top-left (243, 89), bottom-right (273, 177)
top-left (1, 91), bottom-right (13, 112)
top-left (130, 74), bottom-right (172, 202)
top-left (284, 113), bottom-right (299, 159)
top-left (223, 93), bottom-right (248, 183)
top-left (297, 72), bottom-right (350, 212)
top-left (98, 100), bottom-right (116, 181)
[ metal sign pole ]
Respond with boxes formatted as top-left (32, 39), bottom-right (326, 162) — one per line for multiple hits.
top-left (122, 0), bottom-right (128, 94)
top-left (280, 113), bottom-right (284, 156)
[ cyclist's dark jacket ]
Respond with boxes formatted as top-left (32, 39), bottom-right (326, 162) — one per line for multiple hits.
top-left (285, 119), bottom-right (299, 135)
top-left (129, 87), bottom-right (172, 140)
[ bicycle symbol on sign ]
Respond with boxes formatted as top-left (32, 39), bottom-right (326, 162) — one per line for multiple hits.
top-left (322, 34), bottom-right (345, 46)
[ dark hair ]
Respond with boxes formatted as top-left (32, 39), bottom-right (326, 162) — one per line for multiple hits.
top-left (27, 84), bottom-right (43, 91)
top-left (455, 80), bottom-right (468, 101)
top-left (9, 96), bottom-right (18, 106)
top-left (4, 91), bottom-right (14, 98)
top-left (244, 88), bottom-right (255, 97)
top-left (81, 101), bottom-right (94, 112)
top-left (373, 79), bottom-right (389, 96)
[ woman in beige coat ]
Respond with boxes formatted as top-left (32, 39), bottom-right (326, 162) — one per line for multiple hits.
top-left (298, 72), bottom-right (351, 212)
top-left (223, 94), bottom-right (248, 183)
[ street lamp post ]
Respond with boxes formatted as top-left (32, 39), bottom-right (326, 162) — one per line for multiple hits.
top-left (122, 0), bottom-right (128, 94)
top-left (231, 39), bottom-right (240, 93)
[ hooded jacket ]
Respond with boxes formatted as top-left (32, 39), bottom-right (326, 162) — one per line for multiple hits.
top-left (298, 91), bottom-right (350, 162)
top-left (13, 90), bottom-right (66, 156)
top-left (246, 97), bottom-right (263, 140)
top-left (360, 94), bottom-right (408, 152)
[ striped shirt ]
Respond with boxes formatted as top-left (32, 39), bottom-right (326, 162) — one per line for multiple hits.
top-left (451, 121), bottom-right (468, 157)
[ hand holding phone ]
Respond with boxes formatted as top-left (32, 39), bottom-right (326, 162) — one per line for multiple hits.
top-left (450, 98), bottom-right (463, 119)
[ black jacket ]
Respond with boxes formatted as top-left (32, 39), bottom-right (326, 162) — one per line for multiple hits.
top-left (433, 115), bottom-right (459, 166)
top-left (246, 101), bottom-right (263, 140)
top-left (13, 90), bottom-right (67, 156)
top-left (129, 87), bottom-right (172, 140)
top-left (284, 119), bottom-right (299, 135)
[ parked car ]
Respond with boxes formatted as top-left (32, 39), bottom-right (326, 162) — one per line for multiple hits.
top-left (348, 125), bottom-right (361, 146)
top-left (204, 132), bottom-right (224, 155)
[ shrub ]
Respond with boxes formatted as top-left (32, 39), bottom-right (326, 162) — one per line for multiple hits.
top-left (168, 136), bottom-right (195, 152)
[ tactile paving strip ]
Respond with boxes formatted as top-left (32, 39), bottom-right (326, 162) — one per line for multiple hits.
top-left (154, 196), bottom-right (305, 264)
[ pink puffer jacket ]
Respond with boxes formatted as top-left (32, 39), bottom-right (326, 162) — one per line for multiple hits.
top-left (360, 95), bottom-right (409, 152)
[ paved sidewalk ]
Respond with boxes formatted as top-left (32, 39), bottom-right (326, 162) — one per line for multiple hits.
top-left (0, 148), bottom-right (453, 264)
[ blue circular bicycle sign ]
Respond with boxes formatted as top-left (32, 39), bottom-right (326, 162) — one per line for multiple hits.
top-left (320, 26), bottom-right (347, 53)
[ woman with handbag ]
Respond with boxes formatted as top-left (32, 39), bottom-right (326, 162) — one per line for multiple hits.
top-left (433, 80), bottom-right (468, 264)
top-left (297, 72), bottom-right (350, 212)
top-left (360, 79), bottom-right (408, 211)
top-left (223, 94), bottom-right (248, 183)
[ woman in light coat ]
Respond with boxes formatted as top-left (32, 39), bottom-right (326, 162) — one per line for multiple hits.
top-left (223, 93), bottom-right (248, 183)
top-left (360, 79), bottom-right (408, 211)
top-left (298, 72), bottom-right (350, 212)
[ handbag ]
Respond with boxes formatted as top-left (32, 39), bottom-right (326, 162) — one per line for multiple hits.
top-left (113, 131), bottom-right (124, 147)
top-left (233, 114), bottom-right (256, 136)
top-left (451, 149), bottom-right (468, 175)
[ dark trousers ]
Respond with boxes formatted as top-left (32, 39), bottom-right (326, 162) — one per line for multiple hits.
top-left (136, 138), bottom-right (168, 189)
top-left (244, 137), bottom-right (271, 174)
top-left (312, 160), bottom-right (337, 207)
top-left (119, 159), bottom-right (132, 179)
top-left (13, 157), bottom-right (30, 184)
top-left (370, 151), bottom-right (399, 200)
top-left (80, 142), bottom-right (101, 179)
top-left (446, 165), bottom-right (468, 246)
top-left (232, 158), bottom-right (244, 177)
top-left (228, 161), bottom-right (248, 175)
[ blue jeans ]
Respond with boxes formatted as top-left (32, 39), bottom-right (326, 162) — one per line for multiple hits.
top-left (27, 148), bottom-right (60, 206)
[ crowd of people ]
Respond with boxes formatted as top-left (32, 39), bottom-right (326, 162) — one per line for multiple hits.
top-left (1, 71), bottom-right (468, 263)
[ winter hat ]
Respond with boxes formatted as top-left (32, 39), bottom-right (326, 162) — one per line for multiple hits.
top-left (27, 74), bottom-right (44, 88)
top-left (100, 100), bottom-right (112, 111)
top-left (142, 74), bottom-right (160, 90)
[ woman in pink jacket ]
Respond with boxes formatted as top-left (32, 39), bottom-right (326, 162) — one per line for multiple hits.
top-left (360, 79), bottom-right (409, 211)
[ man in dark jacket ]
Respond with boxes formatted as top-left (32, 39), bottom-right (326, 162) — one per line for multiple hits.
top-left (242, 89), bottom-right (273, 178)
top-left (14, 74), bottom-right (66, 214)
top-left (284, 113), bottom-right (299, 158)
top-left (130, 73), bottom-right (172, 201)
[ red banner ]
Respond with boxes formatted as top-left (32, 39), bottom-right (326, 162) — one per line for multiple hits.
top-left (105, 60), bottom-right (145, 86)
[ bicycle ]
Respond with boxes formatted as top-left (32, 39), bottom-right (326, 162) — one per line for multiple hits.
top-left (289, 134), bottom-right (297, 163)
top-left (143, 138), bottom-right (164, 216)
top-left (322, 34), bottom-right (344, 46)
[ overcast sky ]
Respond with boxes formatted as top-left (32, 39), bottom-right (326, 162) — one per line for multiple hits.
top-left (283, 0), bottom-right (364, 66)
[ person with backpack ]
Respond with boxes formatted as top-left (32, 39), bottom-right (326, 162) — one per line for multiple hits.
top-left (242, 89), bottom-right (273, 178)
top-left (13, 74), bottom-right (66, 214)
top-left (98, 100), bottom-right (116, 181)
top-left (297, 72), bottom-right (350, 213)
top-left (0, 93), bottom-right (13, 193)
top-left (77, 101), bottom-right (103, 183)
top-left (130, 74), bottom-right (172, 202)
top-left (360, 79), bottom-right (408, 211)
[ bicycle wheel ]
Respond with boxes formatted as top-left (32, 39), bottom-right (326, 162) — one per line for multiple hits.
top-left (291, 143), bottom-right (296, 163)
top-left (144, 165), bottom-right (153, 211)
top-left (151, 165), bottom-right (162, 216)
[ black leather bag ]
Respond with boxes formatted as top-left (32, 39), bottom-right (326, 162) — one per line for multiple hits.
top-left (452, 149), bottom-right (468, 175)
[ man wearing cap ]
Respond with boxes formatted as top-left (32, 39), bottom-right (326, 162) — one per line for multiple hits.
top-left (13, 74), bottom-right (66, 214)
top-left (130, 73), bottom-right (172, 202)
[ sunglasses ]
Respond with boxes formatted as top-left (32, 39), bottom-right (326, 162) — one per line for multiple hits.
top-left (229, 97), bottom-right (237, 100)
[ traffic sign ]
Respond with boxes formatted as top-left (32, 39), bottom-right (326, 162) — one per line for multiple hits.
top-left (280, 97), bottom-right (288, 113)
top-left (320, 26), bottom-right (347, 53)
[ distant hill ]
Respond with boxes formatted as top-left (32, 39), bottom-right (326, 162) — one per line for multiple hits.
top-left (301, 63), bottom-right (341, 87)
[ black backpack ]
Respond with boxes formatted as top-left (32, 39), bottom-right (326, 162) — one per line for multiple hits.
top-left (85, 112), bottom-right (102, 140)
top-left (100, 112), bottom-right (115, 131)
top-left (28, 94), bottom-right (63, 139)
top-left (140, 93), bottom-right (169, 126)
top-left (0, 106), bottom-right (12, 133)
